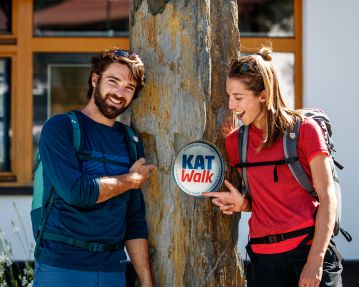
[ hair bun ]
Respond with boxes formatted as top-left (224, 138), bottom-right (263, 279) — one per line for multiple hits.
top-left (257, 47), bottom-right (272, 61)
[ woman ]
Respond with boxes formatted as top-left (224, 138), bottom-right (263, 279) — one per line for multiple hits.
top-left (203, 47), bottom-right (342, 287)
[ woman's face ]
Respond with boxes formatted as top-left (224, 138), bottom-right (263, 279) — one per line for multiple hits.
top-left (226, 77), bottom-right (266, 129)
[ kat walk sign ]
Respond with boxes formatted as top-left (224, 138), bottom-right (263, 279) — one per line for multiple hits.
top-left (172, 141), bottom-right (225, 197)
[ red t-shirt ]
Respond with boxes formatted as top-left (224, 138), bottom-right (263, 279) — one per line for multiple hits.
top-left (225, 118), bottom-right (329, 254)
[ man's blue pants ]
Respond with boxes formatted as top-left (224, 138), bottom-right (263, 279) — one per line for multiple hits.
top-left (33, 262), bottom-right (126, 287)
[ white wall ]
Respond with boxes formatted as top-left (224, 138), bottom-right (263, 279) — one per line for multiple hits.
top-left (0, 196), bottom-right (34, 261)
top-left (303, 0), bottom-right (359, 260)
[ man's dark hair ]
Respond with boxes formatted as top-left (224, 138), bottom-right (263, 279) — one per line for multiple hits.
top-left (87, 47), bottom-right (145, 99)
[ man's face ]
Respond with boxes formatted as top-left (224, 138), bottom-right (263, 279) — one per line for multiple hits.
top-left (93, 63), bottom-right (137, 119)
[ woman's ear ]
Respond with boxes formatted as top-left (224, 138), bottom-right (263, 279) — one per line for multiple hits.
top-left (259, 90), bottom-right (267, 103)
top-left (91, 73), bottom-right (99, 88)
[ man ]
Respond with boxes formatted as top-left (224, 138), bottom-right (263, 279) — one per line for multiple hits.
top-left (33, 48), bottom-right (155, 287)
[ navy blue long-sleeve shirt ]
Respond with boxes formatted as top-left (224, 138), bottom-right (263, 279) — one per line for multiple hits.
top-left (36, 111), bottom-right (148, 272)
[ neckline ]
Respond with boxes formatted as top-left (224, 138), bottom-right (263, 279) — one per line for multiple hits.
top-left (250, 124), bottom-right (263, 132)
top-left (76, 110), bottom-right (121, 130)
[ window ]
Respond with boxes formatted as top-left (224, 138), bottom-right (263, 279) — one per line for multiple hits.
top-left (238, 0), bottom-right (302, 108)
top-left (0, 1), bottom-right (303, 189)
top-left (271, 52), bottom-right (295, 108)
top-left (33, 53), bottom-right (94, 158)
top-left (0, 59), bottom-right (11, 172)
top-left (0, 1), bottom-right (12, 35)
top-left (33, 0), bottom-right (130, 37)
top-left (0, 0), bottom-right (129, 189)
top-left (239, 0), bottom-right (294, 37)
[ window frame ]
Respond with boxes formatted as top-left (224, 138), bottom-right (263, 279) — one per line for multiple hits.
top-left (0, 0), bottom-right (130, 188)
top-left (239, 0), bottom-right (302, 108)
top-left (0, 0), bottom-right (303, 189)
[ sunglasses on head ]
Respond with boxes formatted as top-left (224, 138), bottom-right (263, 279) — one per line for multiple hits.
top-left (114, 50), bottom-right (132, 58)
top-left (239, 63), bottom-right (250, 73)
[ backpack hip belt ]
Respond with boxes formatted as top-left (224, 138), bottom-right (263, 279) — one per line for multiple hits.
top-left (42, 232), bottom-right (124, 252)
top-left (249, 226), bottom-right (315, 245)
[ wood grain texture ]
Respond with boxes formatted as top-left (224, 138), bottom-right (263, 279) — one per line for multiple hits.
top-left (130, 1), bottom-right (245, 286)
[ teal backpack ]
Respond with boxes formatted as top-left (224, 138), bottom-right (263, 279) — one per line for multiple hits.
top-left (31, 111), bottom-right (142, 256)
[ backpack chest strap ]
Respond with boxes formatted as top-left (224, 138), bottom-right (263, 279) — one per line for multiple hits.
top-left (235, 157), bottom-right (298, 168)
top-left (78, 151), bottom-right (131, 168)
top-left (235, 157), bottom-right (299, 182)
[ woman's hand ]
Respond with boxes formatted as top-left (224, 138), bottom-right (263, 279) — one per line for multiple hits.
top-left (299, 256), bottom-right (323, 287)
top-left (202, 179), bottom-right (250, 214)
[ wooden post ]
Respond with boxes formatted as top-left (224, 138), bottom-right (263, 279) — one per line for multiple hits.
top-left (130, 1), bottom-right (244, 286)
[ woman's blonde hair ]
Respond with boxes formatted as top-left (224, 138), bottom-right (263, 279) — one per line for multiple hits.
top-left (228, 47), bottom-right (302, 149)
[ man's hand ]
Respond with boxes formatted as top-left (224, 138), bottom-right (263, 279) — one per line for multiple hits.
top-left (128, 158), bottom-right (155, 189)
top-left (97, 158), bottom-right (155, 203)
top-left (202, 179), bottom-right (250, 214)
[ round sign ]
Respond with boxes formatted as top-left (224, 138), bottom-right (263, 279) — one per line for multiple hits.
top-left (172, 140), bottom-right (225, 197)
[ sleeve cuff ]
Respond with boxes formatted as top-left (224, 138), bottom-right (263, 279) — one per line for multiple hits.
top-left (124, 232), bottom-right (148, 241)
top-left (308, 150), bottom-right (329, 163)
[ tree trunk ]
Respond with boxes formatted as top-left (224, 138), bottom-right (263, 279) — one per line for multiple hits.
top-left (130, 1), bottom-right (244, 286)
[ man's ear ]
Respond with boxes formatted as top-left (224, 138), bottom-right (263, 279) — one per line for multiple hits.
top-left (259, 90), bottom-right (267, 103)
top-left (91, 73), bottom-right (99, 88)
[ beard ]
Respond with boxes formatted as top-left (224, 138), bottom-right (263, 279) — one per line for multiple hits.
top-left (93, 82), bottom-right (130, 119)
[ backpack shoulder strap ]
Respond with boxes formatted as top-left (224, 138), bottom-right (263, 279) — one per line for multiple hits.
top-left (66, 111), bottom-right (83, 153)
top-left (118, 122), bottom-right (143, 165)
top-left (237, 125), bottom-right (251, 198)
top-left (283, 119), bottom-right (318, 198)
